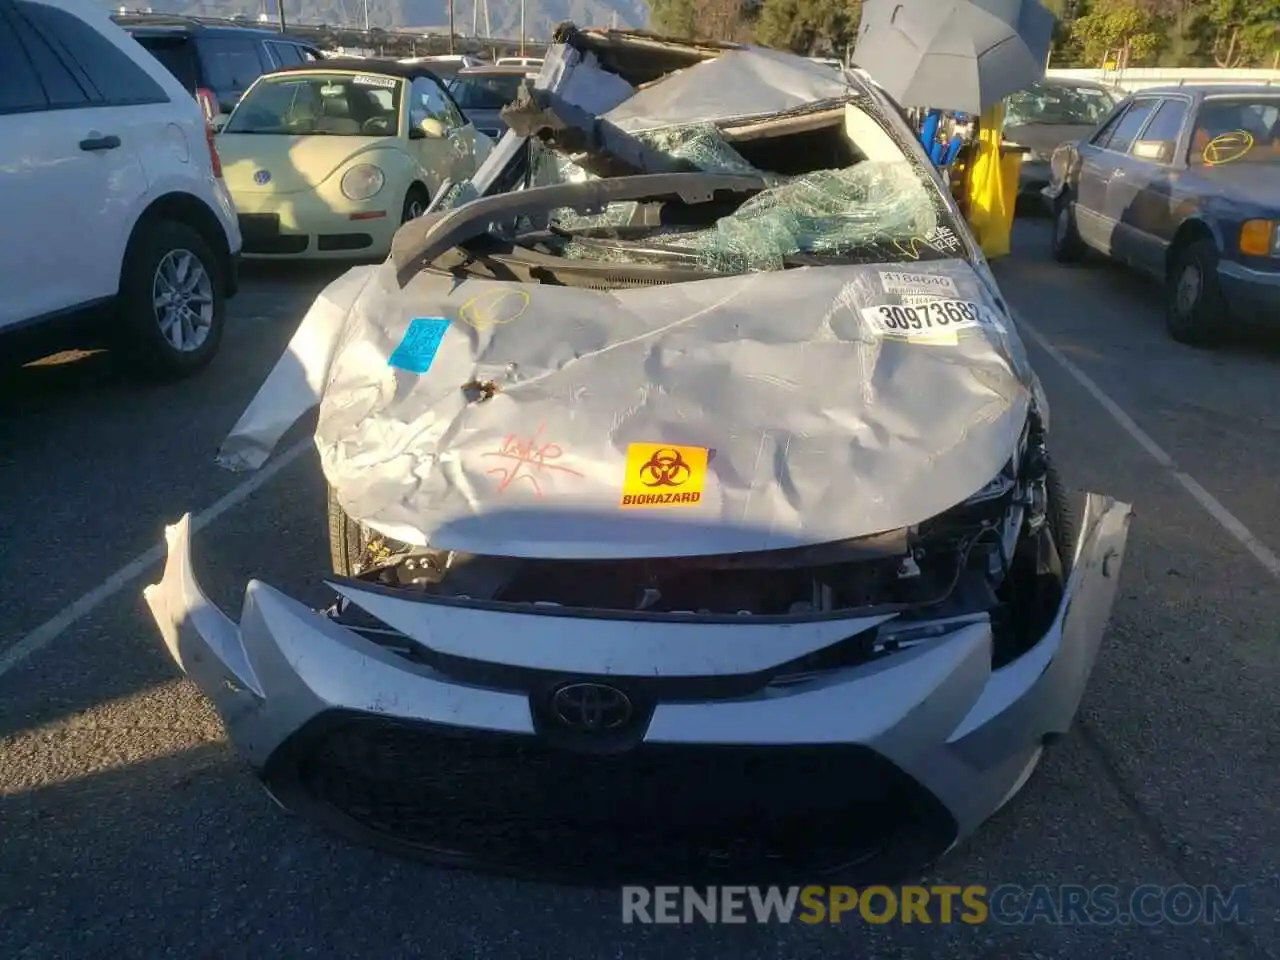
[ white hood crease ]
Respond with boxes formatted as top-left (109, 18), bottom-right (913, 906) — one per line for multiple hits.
top-left (216, 265), bottom-right (378, 473)
top-left (218, 255), bottom-right (1035, 559)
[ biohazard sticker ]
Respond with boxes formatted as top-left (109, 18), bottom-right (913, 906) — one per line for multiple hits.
top-left (620, 443), bottom-right (709, 508)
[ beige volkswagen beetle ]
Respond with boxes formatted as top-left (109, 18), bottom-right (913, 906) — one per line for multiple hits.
top-left (216, 58), bottom-right (493, 260)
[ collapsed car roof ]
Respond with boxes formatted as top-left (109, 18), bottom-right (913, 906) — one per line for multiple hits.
top-left (394, 25), bottom-right (913, 274)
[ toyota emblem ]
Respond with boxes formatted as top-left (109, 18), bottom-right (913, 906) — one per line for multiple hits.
top-left (550, 682), bottom-right (633, 732)
top-left (253, 169), bottom-right (271, 185)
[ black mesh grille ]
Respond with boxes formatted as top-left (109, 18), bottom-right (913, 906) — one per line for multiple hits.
top-left (265, 712), bottom-right (957, 885)
top-left (317, 233), bottom-right (373, 251)
top-left (583, 276), bottom-right (671, 289)
top-left (242, 233), bottom-right (308, 255)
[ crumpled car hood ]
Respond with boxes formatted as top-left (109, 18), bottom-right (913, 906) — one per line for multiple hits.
top-left (215, 26), bottom-right (1039, 560)
top-left (219, 254), bottom-right (1034, 559)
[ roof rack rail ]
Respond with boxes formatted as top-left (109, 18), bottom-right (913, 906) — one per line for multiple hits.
top-left (111, 11), bottom-right (205, 27)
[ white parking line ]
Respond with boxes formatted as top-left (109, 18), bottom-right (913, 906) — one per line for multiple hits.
top-left (0, 438), bottom-right (313, 681)
top-left (1016, 314), bottom-right (1280, 581)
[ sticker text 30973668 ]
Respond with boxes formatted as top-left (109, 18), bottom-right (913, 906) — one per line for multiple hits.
top-left (860, 300), bottom-right (1003, 343)
top-left (621, 444), bottom-right (709, 508)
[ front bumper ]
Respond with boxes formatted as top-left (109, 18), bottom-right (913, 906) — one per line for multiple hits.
top-left (225, 251), bottom-right (240, 298)
top-left (230, 191), bottom-right (401, 260)
top-left (1218, 260), bottom-right (1280, 319)
top-left (146, 494), bottom-right (1131, 881)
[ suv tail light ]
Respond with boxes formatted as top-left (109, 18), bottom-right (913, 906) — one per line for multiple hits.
top-left (205, 124), bottom-right (223, 178)
top-left (195, 87), bottom-right (217, 123)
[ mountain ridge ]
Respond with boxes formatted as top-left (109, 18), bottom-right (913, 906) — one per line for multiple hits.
top-left (105, 0), bottom-right (650, 41)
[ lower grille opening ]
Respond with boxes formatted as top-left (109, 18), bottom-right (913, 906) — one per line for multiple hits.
top-left (265, 712), bottom-right (957, 885)
top-left (318, 233), bottom-right (373, 251)
top-left (243, 234), bottom-right (309, 255)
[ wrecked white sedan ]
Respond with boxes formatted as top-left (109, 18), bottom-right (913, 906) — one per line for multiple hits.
top-left (146, 26), bottom-right (1132, 882)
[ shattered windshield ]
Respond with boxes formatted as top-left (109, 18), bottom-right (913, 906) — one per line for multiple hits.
top-left (1005, 82), bottom-right (1118, 127)
top-left (501, 111), bottom-right (964, 273)
top-left (225, 73), bottom-right (403, 136)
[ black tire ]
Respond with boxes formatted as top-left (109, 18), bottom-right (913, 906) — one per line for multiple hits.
top-left (117, 219), bottom-right (226, 380)
top-left (1015, 192), bottom-right (1047, 219)
top-left (1050, 193), bottom-right (1086, 264)
top-left (1045, 458), bottom-right (1079, 577)
top-left (401, 184), bottom-right (430, 223)
top-left (327, 482), bottom-right (365, 577)
top-left (1165, 238), bottom-right (1227, 346)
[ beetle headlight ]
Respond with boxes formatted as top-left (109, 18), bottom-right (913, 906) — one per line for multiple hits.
top-left (340, 164), bottom-right (385, 201)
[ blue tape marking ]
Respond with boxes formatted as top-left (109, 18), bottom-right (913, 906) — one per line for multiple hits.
top-left (389, 318), bottom-right (450, 374)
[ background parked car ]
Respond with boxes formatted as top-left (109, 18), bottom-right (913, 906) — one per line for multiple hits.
top-left (1044, 85), bottom-right (1280, 345)
top-left (1003, 77), bottom-right (1122, 210)
top-left (114, 13), bottom-right (322, 126)
top-left (401, 53), bottom-right (485, 81)
top-left (215, 59), bottom-right (490, 260)
top-left (446, 64), bottom-right (537, 139)
top-left (0, 0), bottom-right (241, 379)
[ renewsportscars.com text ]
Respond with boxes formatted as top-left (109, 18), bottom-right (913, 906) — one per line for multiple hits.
top-left (621, 884), bottom-right (1249, 926)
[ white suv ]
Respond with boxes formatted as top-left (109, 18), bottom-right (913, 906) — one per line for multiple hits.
top-left (0, 0), bottom-right (242, 379)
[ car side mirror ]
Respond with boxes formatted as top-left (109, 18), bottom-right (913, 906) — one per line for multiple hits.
top-left (1132, 139), bottom-right (1174, 163)
top-left (212, 117), bottom-right (227, 133)
top-left (410, 117), bottom-right (447, 140)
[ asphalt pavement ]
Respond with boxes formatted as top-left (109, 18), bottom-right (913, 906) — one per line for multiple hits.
top-left (2, 226), bottom-right (1279, 959)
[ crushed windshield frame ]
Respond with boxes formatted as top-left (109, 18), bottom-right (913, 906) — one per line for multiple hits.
top-left (521, 107), bottom-right (968, 274)
top-left (223, 72), bottom-right (405, 137)
top-left (413, 52), bottom-right (973, 284)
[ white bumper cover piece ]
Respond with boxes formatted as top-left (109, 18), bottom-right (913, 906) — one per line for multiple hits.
top-left (145, 492), bottom-right (1130, 844)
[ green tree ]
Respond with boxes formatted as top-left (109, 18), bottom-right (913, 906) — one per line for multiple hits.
top-left (646, 0), bottom-right (756, 39)
top-left (1200, 0), bottom-right (1280, 66)
top-left (1138, 0), bottom-right (1208, 65)
top-left (1070, 0), bottom-right (1166, 66)
top-left (754, 0), bottom-right (861, 57)
top-left (1042, 0), bottom-right (1086, 66)
top-left (648, 0), bottom-right (698, 36)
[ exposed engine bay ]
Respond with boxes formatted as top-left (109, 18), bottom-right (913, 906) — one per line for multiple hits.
top-left (330, 412), bottom-right (1064, 670)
